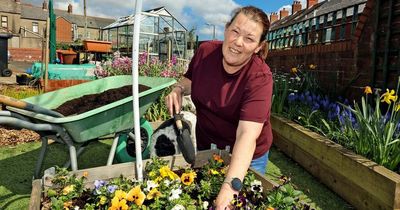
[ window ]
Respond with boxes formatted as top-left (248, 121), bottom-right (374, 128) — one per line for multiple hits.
top-left (1, 16), bottom-right (8, 29)
top-left (32, 22), bottom-right (39, 33)
top-left (325, 28), bottom-right (332, 42)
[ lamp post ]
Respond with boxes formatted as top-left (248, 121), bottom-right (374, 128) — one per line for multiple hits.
top-left (206, 23), bottom-right (216, 40)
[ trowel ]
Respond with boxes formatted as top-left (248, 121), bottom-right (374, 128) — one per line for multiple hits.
top-left (174, 113), bottom-right (196, 164)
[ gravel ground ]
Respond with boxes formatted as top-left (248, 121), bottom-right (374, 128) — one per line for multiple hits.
top-left (0, 126), bottom-right (40, 146)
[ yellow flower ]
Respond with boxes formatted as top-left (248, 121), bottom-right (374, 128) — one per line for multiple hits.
top-left (159, 166), bottom-right (179, 180)
top-left (62, 185), bottom-right (75, 195)
top-left (99, 196), bottom-right (108, 205)
top-left (146, 188), bottom-right (161, 200)
top-left (181, 171), bottom-right (196, 185)
top-left (126, 186), bottom-right (146, 206)
top-left (213, 154), bottom-right (224, 163)
top-left (266, 207), bottom-right (275, 210)
top-left (82, 171), bottom-right (88, 178)
top-left (309, 64), bottom-right (317, 70)
top-left (380, 89), bottom-right (398, 104)
top-left (290, 67), bottom-right (298, 74)
top-left (114, 190), bottom-right (127, 200)
top-left (395, 103), bottom-right (400, 112)
top-left (210, 169), bottom-right (219, 175)
top-left (364, 86), bottom-right (372, 95)
top-left (149, 171), bottom-right (156, 178)
top-left (63, 200), bottom-right (72, 209)
top-left (109, 197), bottom-right (128, 210)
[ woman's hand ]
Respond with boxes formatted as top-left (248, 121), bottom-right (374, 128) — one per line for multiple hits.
top-left (214, 183), bottom-right (236, 210)
top-left (165, 86), bottom-right (183, 116)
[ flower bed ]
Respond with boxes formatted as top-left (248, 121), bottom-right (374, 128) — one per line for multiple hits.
top-left (271, 114), bottom-right (400, 210)
top-left (30, 150), bottom-right (313, 209)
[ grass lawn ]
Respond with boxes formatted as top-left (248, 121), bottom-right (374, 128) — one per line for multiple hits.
top-left (0, 141), bottom-right (352, 209)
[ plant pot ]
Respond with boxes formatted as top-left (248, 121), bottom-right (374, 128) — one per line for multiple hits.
top-left (29, 149), bottom-right (278, 209)
top-left (83, 40), bottom-right (112, 53)
top-left (271, 114), bottom-right (400, 210)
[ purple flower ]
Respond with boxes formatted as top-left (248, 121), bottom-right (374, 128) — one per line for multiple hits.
top-left (107, 185), bottom-right (118, 193)
top-left (288, 93), bottom-right (297, 102)
top-left (94, 180), bottom-right (106, 189)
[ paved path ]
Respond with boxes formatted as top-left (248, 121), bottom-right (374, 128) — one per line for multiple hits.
top-left (0, 61), bottom-right (33, 85)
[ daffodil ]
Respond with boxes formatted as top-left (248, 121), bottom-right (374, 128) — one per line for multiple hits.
top-left (126, 186), bottom-right (145, 206)
top-left (62, 185), bottom-right (75, 195)
top-left (364, 86), bottom-right (372, 95)
top-left (181, 171), bottom-right (196, 185)
top-left (381, 89), bottom-right (398, 104)
top-left (146, 188), bottom-right (161, 200)
top-left (309, 64), bottom-right (317, 70)
top-left (395, 103), bottom-right (400, 112)
top-left (109, 197), bottom-right (128, 210)
top-left (159, 166), bottom-right (179, 180)
top-left (291, 67), bottom-right (298, 74)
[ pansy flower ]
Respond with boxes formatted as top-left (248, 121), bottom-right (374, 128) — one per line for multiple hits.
top-left (160, 166), bottom-right (179, 180)
top-left (181, 171), bottom-right (196, 185)
top-left (62, 185), bottom-right (75, 195)
top-left (250, 180), bottom-right (263, 193)
top-left (213, 154), bottom-right (224, 163)
top-left (126, 186), bottom-right (145, 206)
top-left (145, 180), bottom-right (159, 192)
top-left (171, 204), bottom-right (186, 210)
top-left (107, 185), bottom-right (118, 194)
top-left (146, 188), bottom-right (161, 200)
top-left (109, 196), bottom-right (128, 210)
top-left (168, 188), bottom-right (182, 201)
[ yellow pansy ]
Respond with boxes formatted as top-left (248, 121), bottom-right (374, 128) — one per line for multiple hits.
top-left (291, 67), bottom-right (298, 73)
top-left (63, 200), bottom-right (72, 209)
top-left (210, 169), bottom-right (219, 175)
top-left (62, 185), bottom-right (75, 195)
top-left (99, 196), bottom-right (108, 205)
top-left (109, 197), bottom-right (128, 210)
top-left (159, 166), bottom-right (179, 180)
top-left (146, 188), bottom-right (161, 200)
top-left (126, 186), bottom-right (146, 206)
top-left (114, 190), bottom-right (127, 200)
top-left (380, 89), bottom-right (398, 104)
top-left (364, 86), bottom-right (372, 95)
top-left (181, 171), bottom-right (196, 185)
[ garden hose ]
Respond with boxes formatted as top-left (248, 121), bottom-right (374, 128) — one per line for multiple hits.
top-left (115, 117), bottom-right (153, 163)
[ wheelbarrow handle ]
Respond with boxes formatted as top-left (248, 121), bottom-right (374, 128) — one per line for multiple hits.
top-left (0, 95), bottom-right (64, 118)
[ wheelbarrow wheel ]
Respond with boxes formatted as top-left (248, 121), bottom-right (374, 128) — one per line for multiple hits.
top-left (115, 118), bottom-right (153, 163)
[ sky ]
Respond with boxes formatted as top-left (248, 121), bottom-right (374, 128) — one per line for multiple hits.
top-left (21, 0), bottom-right (323, 40)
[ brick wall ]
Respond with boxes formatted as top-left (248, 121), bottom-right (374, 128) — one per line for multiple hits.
top-left (56, 17), bottom-right (72, 43)
top-left (9, 48), bottom-right (42, 62)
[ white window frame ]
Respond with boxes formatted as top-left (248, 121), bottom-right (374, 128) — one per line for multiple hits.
top-left (1, 16), bottom-right (8, 28)
top-left (32, 22), bottom-right (39, 33)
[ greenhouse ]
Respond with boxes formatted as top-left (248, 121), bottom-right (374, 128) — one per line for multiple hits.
top-left (101, 7), bottom-right (187, 60)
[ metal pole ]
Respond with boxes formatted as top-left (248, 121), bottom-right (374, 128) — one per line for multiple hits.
top-left (132, 0), bottom-right (143, 181)
top-left (212, 25), bottom-right (216, 40)
top-left (84, 0), bottom-right (87, 39)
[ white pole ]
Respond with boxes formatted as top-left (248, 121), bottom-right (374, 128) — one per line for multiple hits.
top-left (132, 0), bottom-right (143, 181)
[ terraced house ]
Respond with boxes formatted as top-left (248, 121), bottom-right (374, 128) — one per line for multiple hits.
top-left (267, 0), bottom-right (400, 100)
top-left (0, 0), bottom-right (114, 61)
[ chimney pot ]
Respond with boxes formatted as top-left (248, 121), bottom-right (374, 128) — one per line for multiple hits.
top-left (307, 0), bottom-right (318, 9)
top-left (270, 12), bottom-right (279, 23)
top-left (68, 4), bottom-right (73, 13)
top-left (42, 1), bottom-right (48, 10)
top-left (292, 0), bottom-right (302, 14)
top-left (280, 8), bottom-right (289, 19)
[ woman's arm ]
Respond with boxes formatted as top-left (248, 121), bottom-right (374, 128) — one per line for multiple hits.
top-left (165, 77), bottom-right (192, 115)
top-left (215, 120), bottom-right (264, 209)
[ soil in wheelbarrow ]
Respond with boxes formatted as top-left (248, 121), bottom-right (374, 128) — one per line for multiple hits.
top-left (54, 85), bottom-right (151, 116)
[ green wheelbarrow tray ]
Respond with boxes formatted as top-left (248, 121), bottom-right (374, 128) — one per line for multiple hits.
top-left (7, 75), bottom-right (176, 143)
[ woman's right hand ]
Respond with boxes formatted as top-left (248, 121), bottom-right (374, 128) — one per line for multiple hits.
top-left (165, 86), bottom-right (183, 116)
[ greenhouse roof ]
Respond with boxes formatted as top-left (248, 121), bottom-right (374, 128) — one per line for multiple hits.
top-left (102, 6), bottom-right (187, 31)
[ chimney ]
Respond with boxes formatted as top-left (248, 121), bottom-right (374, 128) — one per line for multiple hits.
top-left (15, 0), bottom-right (20, 4)
top-left (67, 4), bottom-right (73, 14)
top-left (307, 0), bottom-right (318, 9)
top-left (280, 8), bottom-right (289, 19)
top-left (292, 1), bottom-right (302, 14)
top-left (270, 12), bottom-right (279, 23)
top-left (42, 1), bottom-right (48, 10)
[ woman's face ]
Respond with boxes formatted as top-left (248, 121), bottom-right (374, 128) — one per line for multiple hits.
top-left (222, 12), bottom-right (263, 72)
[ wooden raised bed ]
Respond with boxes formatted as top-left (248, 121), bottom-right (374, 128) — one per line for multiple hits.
top-left (29, 149), bottom-right (278, 210)
top-left (271, 114), bottom-right (400, 210)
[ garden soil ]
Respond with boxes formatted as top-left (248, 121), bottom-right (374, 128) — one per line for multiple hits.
top-left (0, 84), bottom-right (150, 146)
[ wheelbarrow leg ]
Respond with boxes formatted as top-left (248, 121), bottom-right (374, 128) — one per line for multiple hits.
top-left (58, 131), bottom-right (78, 171)
top-left (107, 135), bottom-right (120, 165)
top-left (34, 136), bottom-right (48, 179)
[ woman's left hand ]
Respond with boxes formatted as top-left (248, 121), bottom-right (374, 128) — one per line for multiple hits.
top-left (214, 183), bottom-right (236, 210)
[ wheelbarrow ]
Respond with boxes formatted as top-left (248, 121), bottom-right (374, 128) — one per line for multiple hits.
top-left (0, 75), bottom-right (176, 178)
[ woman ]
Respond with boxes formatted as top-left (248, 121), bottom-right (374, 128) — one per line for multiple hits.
top-left (165, 6), bottom-right (272, 209)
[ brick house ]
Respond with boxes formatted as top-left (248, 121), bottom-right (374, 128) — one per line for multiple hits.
top-left (266, 0), bottom-right (400, 100)
top-left (0, 0), bottom-right (114, 61)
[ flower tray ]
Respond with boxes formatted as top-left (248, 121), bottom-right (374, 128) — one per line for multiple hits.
top-left (29, 149), bottom-right (278, 209)
top-left (271, 114), bottom-right (400, 210)
top-left (83, 40), bottom-right (112, 53)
